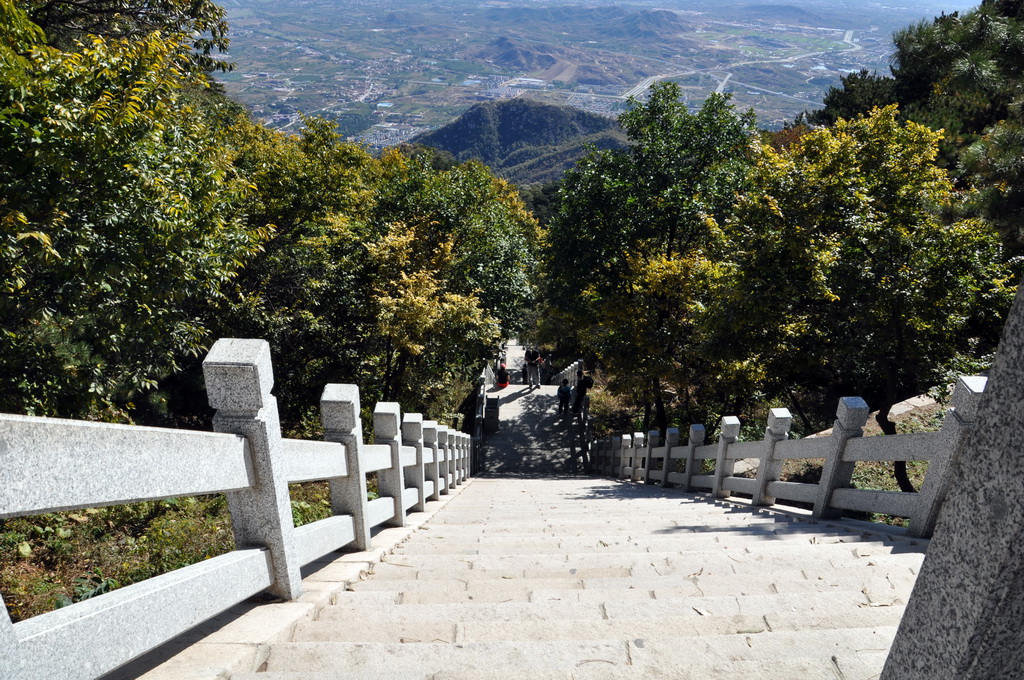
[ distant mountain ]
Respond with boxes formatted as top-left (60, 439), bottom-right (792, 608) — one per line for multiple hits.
top-left (480, 6), bottom-right (692, 41)
top-left (473, 37), bottom-right (560, 72)
top-left (736, 5), bottom-right (827, 26)
top-left (412, 99), bottom-right (627, 185)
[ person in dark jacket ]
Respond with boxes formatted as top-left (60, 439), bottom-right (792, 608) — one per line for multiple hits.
top-left (496, 363), bottom-right (510, 388)
top-left (572, 370), bottom-right (594, 414)
top-left (557, 378), bottom-right (572, 414)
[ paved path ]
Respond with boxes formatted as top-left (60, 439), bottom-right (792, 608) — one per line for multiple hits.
top-left (226, 477), bottom-right (926, 680)
top-left (482, 340), bottom-right (578, 475)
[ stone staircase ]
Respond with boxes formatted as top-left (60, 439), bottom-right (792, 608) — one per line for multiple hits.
top-left (232, 476), bottom-right (925, 680)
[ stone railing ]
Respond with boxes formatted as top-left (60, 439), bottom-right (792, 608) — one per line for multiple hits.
top-left (552, 358), bottom-right (585, 387)
top-left (590, 375), bottom-right (987, 539)
top-left (0, 338), bottom-right (473, 680)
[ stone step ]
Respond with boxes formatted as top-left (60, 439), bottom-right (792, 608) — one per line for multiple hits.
top-left (372, 546), bottom-right (923, 580)
top-left (252, 628), bottom-right (897, 677)
top-left (322, 589), bottom-right (896, 623)
top-left (363, 561), bottom-right (916, 599)
top-left (295, 606), bottom-right (906, 644)
top-left (391, 533), bottom-right (890, 555)
top-left (421, 522), bottom-right (818, 536)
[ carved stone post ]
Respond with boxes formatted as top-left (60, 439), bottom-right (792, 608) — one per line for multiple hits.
top-left (642, 430), bottom-right (659, 484)
top-left (423, 420), bottom-right (441, 502)
top-left (681, 424), bottom-right (706, 491)
top-left (321, 384), bottom-right (370, 551)
top-left (712, 417), bottom-right (740, 498)
top-left (436, 425), bottom-right (450, 493)
top-left (908, 376), bottom-right (987, 538)
top-left (203, 338), bottom-right (301, 600)
top-left (373, 402), bottom-right (405, 527)
top-left (752, 408), bottom-right (792, 506)
top-left (402, 413), bottom-right (426, 513)
top-left (459, 433), bottom-right (469, 482)
top-left (447, 430), bottom-right (459, 486)
top-left (619, 434), bottom-right (633, 479)
top-left (813, 397), bottom-right (869, 519)
top-left (660, 428), bottom-right (681, 488)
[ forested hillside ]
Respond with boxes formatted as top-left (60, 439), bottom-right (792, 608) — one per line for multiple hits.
top-left (809, 0), bottom-right (1024, 245)
top-left (412, 99), bottom-right (627, 185)
top-left (544, 82), bottom-right (1017, 495)
top-left (0, 0), bottom-right (539, 430)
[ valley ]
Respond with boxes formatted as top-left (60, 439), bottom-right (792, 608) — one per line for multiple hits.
top-left (213, 0), bottom-right (977, 140)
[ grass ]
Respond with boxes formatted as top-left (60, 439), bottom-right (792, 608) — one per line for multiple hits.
top-left (1, 478), bottom-right (381, 623)
top-left (1, 497), bottom-right (235, 623)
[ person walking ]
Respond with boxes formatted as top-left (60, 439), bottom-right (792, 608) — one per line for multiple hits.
top-left (525, 346), bottom-right (542, 389)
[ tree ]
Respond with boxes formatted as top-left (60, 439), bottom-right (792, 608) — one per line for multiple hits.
top-left (20, 0), bottom-right (230, 71)
top-left (810, 69), bottom-right (896, 126)
top-left (0, 4), bottom-right (260, 418)
top-left (807, 2), bottom-right (1024, 247)
top-left (723, 105), bottom-right (1017, 490)
top-left (547, 83), bottom-right (756, 433)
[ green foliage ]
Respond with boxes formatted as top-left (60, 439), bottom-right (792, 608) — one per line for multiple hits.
top-left (547, 83), bottom-right (756, 431)
top-left (723, 106), bottom-right (1017, 422)
top-left (809, 1), bottom-right (1024, 246)
top-left (1, 497), bottom-right (234, 622)
top-left (21, 0), bottom-right (231, 71)
top-left (0, 8), bottom-right (262, 418)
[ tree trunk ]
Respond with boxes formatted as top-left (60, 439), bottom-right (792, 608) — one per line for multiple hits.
top-left (877, 360), bottom-right (915, 493)
top-left (653, 377), bottom-right (667, 438)
top-left (786, 387), bottom-right (814, 433)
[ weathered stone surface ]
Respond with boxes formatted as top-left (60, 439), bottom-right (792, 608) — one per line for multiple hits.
top-left (883, 283), bottom-right (1024, 678)
top-left (205, 339), bottom-right (300, 600)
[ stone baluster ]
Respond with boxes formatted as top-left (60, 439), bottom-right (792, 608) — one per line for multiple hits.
top-left (619, 433), bottom-right (633, 479)
top-left (402, 413), bottom-right (426, 513)
top-left (712, 417), bottom-right (741, 499)
top-left (680, 424), bottom-right (706, 491)
top-left (632, 432), bottom-right (645, 480)
top-left (448, 430), bottom-right (459, 486)
top-left (423, 420), bottom-right (441, 502)
top-left (659, 428), bottom-right (681, 488)
top-left (908, 376), bottom-right (987, 537)
top-left (373, 402), bottom-right (406, 527)
top-left (453, 432), bottom-right (463, 484)
top-left (751, 408), bottom-right (792, 506)
top-left (436, 425), bottom-right (450, 493)
top-left (321, 383), bottom-right (371, 551)
top-left (203, 338), bottom-right (301, 599)
top-left (813, 397), bottom-right (869, 519)
top-left (642, 430), bottom-right (659, 483)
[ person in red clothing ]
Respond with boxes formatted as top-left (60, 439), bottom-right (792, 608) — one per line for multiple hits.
top-left (496, 363), bottom-right (510, 388)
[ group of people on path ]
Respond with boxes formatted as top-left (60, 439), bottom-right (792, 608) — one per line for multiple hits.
top-left (558, 371), bottom-right (593, 416)
top-left (494, 345), bottom-right (546, 389)
top-left (493, 346), bottom-right (592, 416)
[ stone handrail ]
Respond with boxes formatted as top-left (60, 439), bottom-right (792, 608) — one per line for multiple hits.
top-left (0, 338), bottom-right (473, 680)
top-left (552, 358), bottom-right (585, 387)
top-left (589, 375), bottom-right (987, 539)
